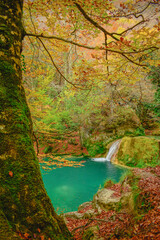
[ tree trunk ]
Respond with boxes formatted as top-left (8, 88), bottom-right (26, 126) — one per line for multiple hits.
top-left (0, 1), bottom-right (71, 239)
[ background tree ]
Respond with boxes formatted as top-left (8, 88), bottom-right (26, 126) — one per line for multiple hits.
top-left (148, 65), bottom-right (160, 118)
top-left (22, 0), bottom-right (160, 137)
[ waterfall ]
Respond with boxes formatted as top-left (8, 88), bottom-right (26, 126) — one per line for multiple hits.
top-left (92, 140), bottom-right (120, 162)
top-left (105, 140), bottom-right (120, 161)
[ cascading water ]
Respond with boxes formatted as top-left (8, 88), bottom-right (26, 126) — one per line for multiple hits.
top-left (92, 139), bottom-right (120, 162)
top-left (105, 140), bottom-right (120, 161)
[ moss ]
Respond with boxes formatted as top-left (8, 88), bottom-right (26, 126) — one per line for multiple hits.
top-left (0, 59), bottom-right (15, 74)
top-left (0, 209), bottom-right (21, 240)
top-left (83, 226), bottom-right (98, 240)
top-left (117, 136), bottom-right (160, 168)
top-left (125, 173), bottom-right (153, 216)
top-left (0, 24), bottom-right (13, 49)
top-left (1, 152), bottom-right (72, 238)
top-left (0, 85), bottom-right (6, 96)
top-left (119, 172), bottom-right (141, 214)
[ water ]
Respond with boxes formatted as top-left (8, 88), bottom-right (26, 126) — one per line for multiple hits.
top-left (106, 140), bottom-right (120, 161)
top-left (40, 157), bottom-right (127, 214)
top-left (92, 140), bottom-right (120, 162)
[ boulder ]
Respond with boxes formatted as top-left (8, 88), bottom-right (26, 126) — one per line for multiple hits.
top-left (63, 211), bottom-right (83, 219)
top-left (120, 192), bottom-right (134, 213)
top-left (83, 209), bottom-right (96, 218)
top-left (93, 189), bottom-right (120, 211)
top-left (78, 201), bottom-right (92, 211)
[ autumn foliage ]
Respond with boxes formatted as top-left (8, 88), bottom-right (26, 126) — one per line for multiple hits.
top-left (65, 166), bottom-right (160, 239)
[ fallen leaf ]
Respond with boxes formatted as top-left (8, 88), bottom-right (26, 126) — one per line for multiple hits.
top-left (24, 232), bottom-right (29, 238)
top-left (9, 171), bottom-right (13, 177)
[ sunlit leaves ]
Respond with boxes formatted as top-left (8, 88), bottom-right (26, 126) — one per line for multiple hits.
top-left (22, 0), bottom-right (159, 144)
top-left (40, 156), bottom-right (86, 170)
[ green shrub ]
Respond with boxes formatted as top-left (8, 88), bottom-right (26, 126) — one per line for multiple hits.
top-left (86, 141), bottom-right (105, 157)
top-left (133, 126), bottom-right (145, 136)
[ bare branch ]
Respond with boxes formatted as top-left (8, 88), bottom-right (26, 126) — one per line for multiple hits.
top-left (25, 32), bottom-right (101, 50)
top-left (25, 32), bottom-right (158, 55)
top-left (73, 0), bottom-right (119, 41)
top-left (121, 53), bottom-right (147, 67)
top-left (113, 19), bottom-right (145, 36)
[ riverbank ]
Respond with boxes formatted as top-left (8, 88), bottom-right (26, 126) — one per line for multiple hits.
top-left (37, 134), bottom-right (160, 239)
top-left (63, 165), bottom-right (160, 239)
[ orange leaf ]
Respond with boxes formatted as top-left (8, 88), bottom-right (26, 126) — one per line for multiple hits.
top-left (24, 233), bottom-right (29, 238)
top-left (9, 171), bottom-right (13, 177)
top-left (37, 228), bottom-right (41, 233)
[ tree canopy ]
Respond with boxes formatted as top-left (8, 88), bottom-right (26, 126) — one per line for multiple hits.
top-left (22, 0), bottom-right (160, 138)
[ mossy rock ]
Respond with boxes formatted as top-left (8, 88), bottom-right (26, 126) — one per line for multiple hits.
top-left (83, 226), bottom-right (101, 240)
top-left (93, 189), bottom-right (121, 211)
top-left (117, 136), bottom-right (160, 168)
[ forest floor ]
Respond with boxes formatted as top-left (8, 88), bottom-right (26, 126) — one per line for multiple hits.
top-left (65, 165), bottom-right (160, 240)
top-left (35, 131), bottom-right (88, 157)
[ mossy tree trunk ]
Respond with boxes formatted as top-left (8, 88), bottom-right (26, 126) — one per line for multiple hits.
top-left (0, 1), bottom-right (71, 239)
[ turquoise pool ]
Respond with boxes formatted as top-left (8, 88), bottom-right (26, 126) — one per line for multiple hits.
top-left (40, 157), bottom-right (127, 213)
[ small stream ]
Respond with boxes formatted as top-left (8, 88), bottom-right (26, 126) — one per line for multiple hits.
top-left (40, 154), bottom-right (127, 213)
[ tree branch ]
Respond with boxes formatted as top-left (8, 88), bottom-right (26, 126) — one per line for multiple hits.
top-left (113, 19), bottom-right (145, 36)
top-left (108, 1), bottom-right (158, 19)
top-left (121, 53), bottom-right (147, 67)
top-left (73, 0), bottom-right (119, 42)
top-left (25, 32), bottom-right (101, 50)
top-left (37, 37), bottom-right (91, 90)
top-left (25, 32), bottom-right (158, 55)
